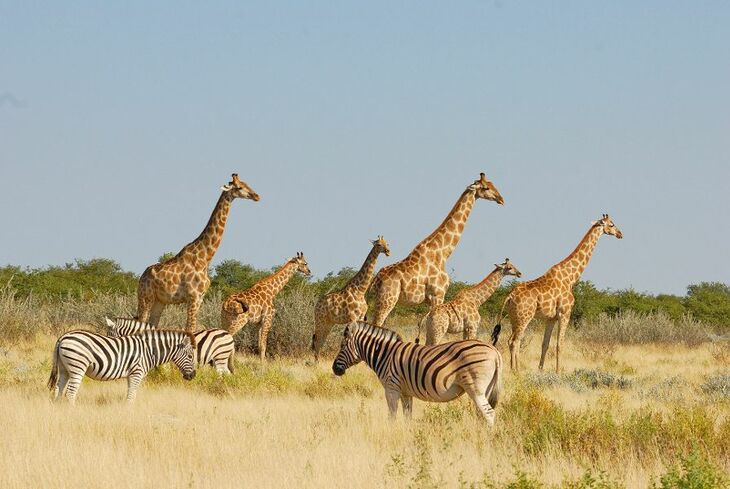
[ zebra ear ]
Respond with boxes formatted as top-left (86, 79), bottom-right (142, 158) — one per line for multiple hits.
top-left (343, 325), bottom-right (350, 338)
top-left (104, 317), bottom-right (115, 328)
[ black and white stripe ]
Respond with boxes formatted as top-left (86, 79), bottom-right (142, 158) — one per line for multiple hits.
top-left (47, 329), bottom-right (196, 403)
top-left (332, 322), bottom-right (502, 426)
top-left (105, 317), bottom-right (236, 374)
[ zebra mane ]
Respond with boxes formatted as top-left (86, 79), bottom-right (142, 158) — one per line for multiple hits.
top-left (351, 321), bottom-right (403, 343)
top-left (137, 329), bottom-right (197, 349)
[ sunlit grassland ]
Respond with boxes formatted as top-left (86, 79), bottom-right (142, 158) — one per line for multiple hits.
top-left (2, 329), bottom-right (729, 488)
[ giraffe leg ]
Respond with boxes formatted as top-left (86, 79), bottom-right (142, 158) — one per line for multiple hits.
top-left (148, 301), bottom-right (165, 327)
top-left (555, 314), bottom-right (571, 373)
top-left (538, 319), bottom-right (557, 370)
top-left (312, 319), bottom-right (334, 361)
top-left (185, 297), bottom-right (202, 333)
top-left (136, 287), bottom-right (154, 323)
top-left (372, 281), bottom-right (400, 327)
top-left (258, 313), bottom-right (274, 362)
top-left (508, 318), bottom-right (531, 372)
top-left (464, 319), bottom-right (479, 340)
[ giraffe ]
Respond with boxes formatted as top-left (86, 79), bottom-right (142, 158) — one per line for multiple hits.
top-left (136, 174), bottom-right (259, 332)
top-left (311, 236), bottom-right (391, 359)
top-left (369, 173), bottom-right (504, 327)
top-left (220, 252), bottom-right (311, 361)
top-left (500, 214), bottom-right (623, 372)
top-left (417, 258), bottom-right (522, 345)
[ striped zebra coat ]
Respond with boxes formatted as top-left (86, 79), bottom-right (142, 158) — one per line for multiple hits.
top-left (47, 329), bottom-right (196, 403)
top-left (105, 317), bottom-right (236, 374)
top-left (332, 322), bottom-right (502, 426)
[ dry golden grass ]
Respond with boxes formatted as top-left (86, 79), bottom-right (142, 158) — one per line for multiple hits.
top-left (1, 330), bottom-right (729, 488)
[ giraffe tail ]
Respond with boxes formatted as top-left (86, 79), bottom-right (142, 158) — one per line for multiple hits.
top-left (492, 294), bottom-right (512, 343)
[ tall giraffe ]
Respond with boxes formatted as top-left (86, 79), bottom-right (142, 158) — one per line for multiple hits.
top-left (500, 214), bottom-right (623, 372)
top-left (221, 253), bottom-right (311, 361)
top-left (417, 258), bottom-right (522, 345)
top-left (369, 173), bottom-right (504, 326)
top-left (136, 174), bottom-right (259, 332)
top-left (311, 236), bottom-right (391, 359)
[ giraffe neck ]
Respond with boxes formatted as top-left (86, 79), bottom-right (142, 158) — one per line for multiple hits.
top-left (260, 261), bottom-right (299, 297)
top-left (184, 192), bottom-right (233, 264)
top-left (346, 246), bottom-right (382, 295)
top-left (460, 268), bottom-right (505, 306)
top-left (413, 189), bottom-right (476, 260)
top-left (552, 225), bottom-right (604, 286)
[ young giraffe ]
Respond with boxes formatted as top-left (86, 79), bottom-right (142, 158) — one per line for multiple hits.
top-left (417, 258), bottom-right (522, 345)
top-left (369, 173), bottom-right (504, 327)
top-left (500, 214), bottom-right (623, 372)
top-left (136, 174), bottom-right (259, 332)
top-left (221, 253), bottom-right (311, 361)
top-left (311, 236), bottom-right (391, 359)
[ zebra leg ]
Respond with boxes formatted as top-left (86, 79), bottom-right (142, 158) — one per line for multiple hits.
top-left (215, 358), bottom-right (229, 375)
top-left (64, 373), bottom-right (84, 405)
top-left (126, 370), bottom-right (145, 402)
top-left (385, 388), bottom-right (400, 419)
top-left (401, 395), bottom-right (413, 419)
top-left (468, 392), bottom-right (496, 428)
top-left (53, 369), bottom-right (69, 401)
top-left (538, 319), bottom-right (557, 370)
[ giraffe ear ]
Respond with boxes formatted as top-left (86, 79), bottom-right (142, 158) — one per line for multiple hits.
top-left (591, 220), bottom-right (598, 226)
top-left (221, 184), bottom-right (233, 192)
top-left (236, 299), bottom-right (249, 313)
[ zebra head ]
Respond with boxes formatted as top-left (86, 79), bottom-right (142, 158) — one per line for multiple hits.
top-left (332, 324), bottom-right (362, 376)
top-left (171, 333), bottom-right (197, 381)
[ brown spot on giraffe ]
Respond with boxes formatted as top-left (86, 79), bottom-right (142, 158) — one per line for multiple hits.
top-left (136, 174), bottom-right (259, 332)
top-left (369, 173), bottom-right (504, 326)
top-left (500, 214), bottom-right (623, 372)
top-left (311, 236), bottom-right (391, 359)
top-left (221, 253), bottom-right (311, 361)
top-left (418, 258), bottom-right (522, 345)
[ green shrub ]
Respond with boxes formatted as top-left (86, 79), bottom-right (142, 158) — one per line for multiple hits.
top-left (654, 448), bottom-right (729, 489)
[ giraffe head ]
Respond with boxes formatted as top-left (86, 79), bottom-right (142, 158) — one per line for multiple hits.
top-left (469, 172), bottom-right (504, 204)
top-left (371, 235), bottom-right (391, 257)
top-left (495, 258), bottom-right (522, 278)
top-left (291, 252), bottom-right (312, 276)
top-left (221, 173), bottom-right (260, 201)
top-left (593, 214), bottom-right (623, 239)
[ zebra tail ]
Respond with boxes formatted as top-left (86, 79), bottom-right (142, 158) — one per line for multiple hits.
top-left (227, 353), bottom-right (235, 373)
top-left (47, 338), bottom-right (60, 390)
top-left (486, 354), bottom-right (501, 409)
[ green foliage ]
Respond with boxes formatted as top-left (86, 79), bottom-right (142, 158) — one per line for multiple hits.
top-left (654, 448), bottom-right (729, 489)
top-left (157, 251), bottom-right (176, 263)
top-left (209, 259), bottom-right (269, 296)
top-left (684, 283), bottom-right (730, 326)
top-left (0, 258), bottom-right (137, 299)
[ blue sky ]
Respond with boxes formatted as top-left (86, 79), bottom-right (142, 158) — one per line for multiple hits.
top-left (1, 2), bottom-right (728, 295)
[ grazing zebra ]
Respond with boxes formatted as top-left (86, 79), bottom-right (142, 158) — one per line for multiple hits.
top-left (332, 322), bottom-right (502, 426)
top-left (105, 317), bottom-right (236, 374)
top-left (47, 329), bottom-right (196, 403)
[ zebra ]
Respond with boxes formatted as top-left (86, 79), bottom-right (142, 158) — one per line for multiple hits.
top-left (105, 317), bottom-right (236, 374)
top-left (332, 321), bottom-right (502, 426)
top-left (47, 329), bottom-right (196, 403)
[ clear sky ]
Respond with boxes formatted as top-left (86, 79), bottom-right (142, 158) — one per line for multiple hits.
top-left (1, 2), bottom-right (728, 295)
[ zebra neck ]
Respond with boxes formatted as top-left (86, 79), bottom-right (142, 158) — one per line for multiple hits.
top-left (356, 333), bottom-right (398, 374)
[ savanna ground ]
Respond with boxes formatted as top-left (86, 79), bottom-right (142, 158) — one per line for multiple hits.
top-left (1, 289), bottom-right (729, 488)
